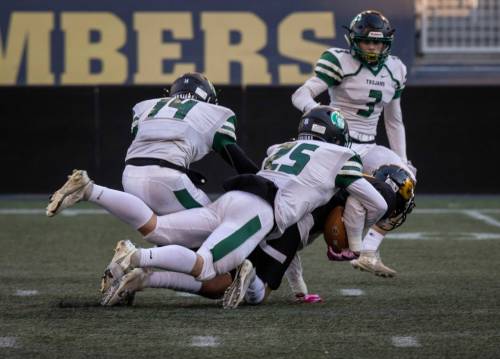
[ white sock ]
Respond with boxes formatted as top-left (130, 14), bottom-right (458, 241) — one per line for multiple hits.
top-left (138, 246), bottom-right (197, 274)
top-left (347, 234), bottom-right (362, 253)
top-left (244, 275), bottom-right (265, 304)
top-left (88, 184), bottom-right (153, 229)
top-left (147, 271), bottom-right (202, 293)
top-left (361, 228), bottom-right (385, 252)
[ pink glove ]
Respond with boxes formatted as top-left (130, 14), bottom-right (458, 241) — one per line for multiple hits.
top-left (327, 246), bottom-right (344, 261)
top-left (327, 246), bottom-right (359, 261)
top-left (340, 248), bottom-right (359, 260)
top-left (295, 293), bottom-right (322, 303)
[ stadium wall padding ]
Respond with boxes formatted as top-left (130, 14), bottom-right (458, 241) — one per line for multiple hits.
top-left (1, 85), bottom-right (498, 194)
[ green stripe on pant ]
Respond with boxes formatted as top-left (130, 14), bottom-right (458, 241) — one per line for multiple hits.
top-left (173, 189), bottom-right (203, 209)
top-left (211, 216), bottom-right (262, 262)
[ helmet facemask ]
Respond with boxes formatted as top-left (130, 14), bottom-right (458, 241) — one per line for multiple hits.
top-left (375, 166), bottom-right (416, 231)
top-left (344, 10), bottom-right (395, 68)
top-left (350, 36), bottom-right (392, 67)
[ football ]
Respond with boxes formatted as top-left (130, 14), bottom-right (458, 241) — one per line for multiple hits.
top-left (323, 206), bottom-right (348, 253)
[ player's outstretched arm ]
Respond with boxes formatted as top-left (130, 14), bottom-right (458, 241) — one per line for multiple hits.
top-left (383, 99), bottom-right (407, 161)
top-left (285, 254), bottom-right (322, 304)
top-left (384, 99), bottom-right (417, 176)
top-left (345, 178), bottom-right (387, 228)
top-left (291, 77), bottom-right (328, 113)
top-left (212, 125), bottom-right (259, 174)
top-left (220, 143), bottom-right (259, 174)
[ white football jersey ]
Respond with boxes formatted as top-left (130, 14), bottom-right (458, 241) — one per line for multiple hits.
top-left (314, 48), bottom-right (406, 136)
top-left (126, 97), bottom-right (236, 168)
top-left (362, 145), bottom-right (416, 182)
top-left (257, 139), bottom-right (362, 235)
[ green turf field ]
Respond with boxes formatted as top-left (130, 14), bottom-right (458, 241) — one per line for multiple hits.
top-left (1, 196), bottom-right (500, 358)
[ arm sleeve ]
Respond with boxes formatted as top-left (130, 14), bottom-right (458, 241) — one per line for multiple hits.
top-left (335, 154), bottom-right (363, 188)
top-left (285, 254), bottom-right (308, 296)
top-left (292, 50), bottom-right (342, 112)
top-left (384, 98), bottom-right (407, 161)
top-left (220, 143), bottom-right (259, 174)
top-left (345, 177), bottom-right (387, 228)
top-left (342, 196), bottom-right (365, 252)
top-left (291, 76), bottom-right (328, 113)
top-left (212, 114), bottom-right (258, 174)
top-left (212, 114), bottom-right (237, 150)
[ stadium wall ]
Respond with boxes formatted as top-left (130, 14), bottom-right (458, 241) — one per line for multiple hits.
top-left (2, 1), bottom-right (498, 194)
top-left (0, 85), bottom-right (498, 194)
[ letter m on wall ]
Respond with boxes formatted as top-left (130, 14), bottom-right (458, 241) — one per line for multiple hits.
top-left (0, 12), bottom-right (54, 85)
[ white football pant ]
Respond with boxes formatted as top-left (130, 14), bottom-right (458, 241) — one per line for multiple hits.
top-left (147, 190), bottom-right (274, 281)
top-left (122, 165), bottom-right (211, 215)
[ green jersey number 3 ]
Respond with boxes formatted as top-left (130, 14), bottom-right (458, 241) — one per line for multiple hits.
top-left (264, 143), bottom-right (319, 175)
top-left (357, 89), bottom-right (382, 117)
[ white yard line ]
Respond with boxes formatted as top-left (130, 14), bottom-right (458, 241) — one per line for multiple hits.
top-left (391, 336), bottom-right (421, 348)
top-left (15, 290), bottom-right (39, 296)
top-left (190, 336), bottom-right (219, 347)
top-left (463, 210), bottom-right (500, 228)
top-left (386, 232), bottom-right (428, 240)
top-left (1, 208), bottom-right (500, 215)
top-left (1, 208), bottom-right (500, 240)
top-left (414, 209), bottom-right (500, 214)
top-left (386, 232), bottom-right (500, 240)
top-left (176, 292), bottom-right (198, 297)
top-left (0, 337), bottom-right (18, 348)
top-left (0, 208), bottom-right (106, 215)
top-left (340, 288), bottom-right (364, 296)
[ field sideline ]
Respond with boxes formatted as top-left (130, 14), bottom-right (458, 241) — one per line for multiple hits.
top-left (1, 196), bottom-right (500, 358)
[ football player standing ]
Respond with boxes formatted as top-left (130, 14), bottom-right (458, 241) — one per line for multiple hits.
top-left (292, 10), bottom-right (414, 173)
top-left (292, 10), bottom-right (417, 275)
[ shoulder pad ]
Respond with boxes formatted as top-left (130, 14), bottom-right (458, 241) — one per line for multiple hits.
top-left (330, 47), bottom-right (350, 55)
top-left (384, 57), bottom-right (407, 87)
top-left (133, 98), bottom-right (162, 114)
top-left (325, 48), bottom-right (362, 75)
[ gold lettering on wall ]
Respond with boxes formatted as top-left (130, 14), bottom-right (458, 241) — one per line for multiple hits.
top-left (278, 12), bottom-right (335, 84)
top-left (202, 12), bottom-right (271, 85)
top-left (0, 12), bottom-right (54, 84)
top-left (134, 12), bottom-right (195, 84)
top-left (61, 12), bottom-right (127, 84)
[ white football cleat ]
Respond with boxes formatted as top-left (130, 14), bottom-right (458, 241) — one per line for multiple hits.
top-left (222, 259), bottom-right (256, 309)
top-left (350, 251), bottom-right (397, 278)
top-left (46, 169), bottom-right (93, 217)
top-left (100, 239), bottom-right (138, 294)
top-left (101, 268), bottom-right (150, 306)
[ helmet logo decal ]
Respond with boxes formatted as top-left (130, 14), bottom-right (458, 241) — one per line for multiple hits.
top-left (311, 123), bottom-right (326, 135)
top-left (399, 178), bottom-right (415, 200)
top-left (367, 31), bottom-right (383, 38)
top-left (385, 178), bottom-right (400, 193)
top-left (330, 111), bottom-right (345, 129)
top-left (195, 87), bottom-right (208, 100)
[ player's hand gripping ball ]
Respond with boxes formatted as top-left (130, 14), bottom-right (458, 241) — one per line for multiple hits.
top-left (323, 206), bottom-right (348, 253)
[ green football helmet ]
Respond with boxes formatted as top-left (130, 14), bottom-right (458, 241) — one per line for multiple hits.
top-left (298, 106), bottom-right (351, 147)
top-left (170, 72), bottom-right (218, 104)
top-left (344, 10), bottom-right (395, 68)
